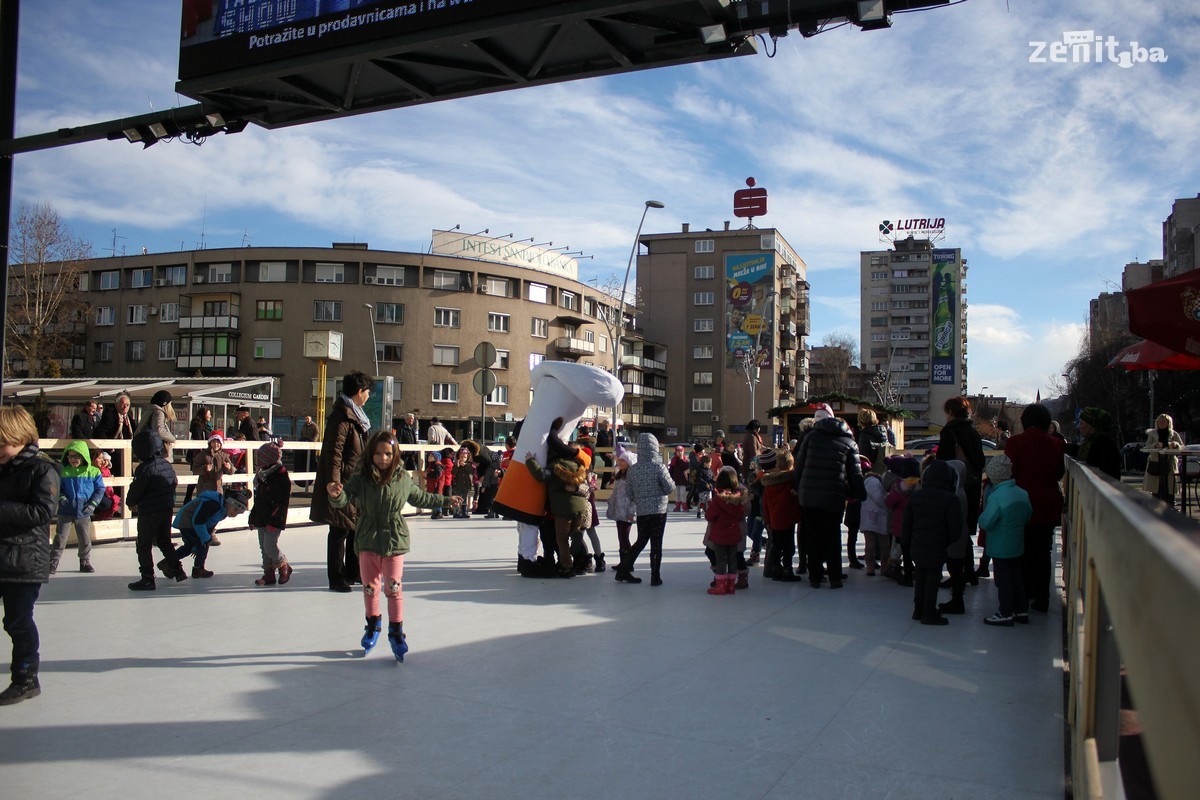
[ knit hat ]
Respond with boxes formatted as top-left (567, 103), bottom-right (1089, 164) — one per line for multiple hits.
top-left (675, 445), bottom-right (685, 452)
top-left (151, 390), bottom-right (172, 407)
top-left (224, 488), bottom-right (250, 512)
top-left (812, 402), bottom-right (834, 421)
top-left (1080, 407), bottom-right (1115, 433)
top-left (257, 441), bottom-right (282, 467)
top-left (859, 455), bottom-right (872, 472)
top-left (208, 430), bottom-right (224, 445)
top-left (986, 453), bottom-right (1013, 483)
top-left (715, 430), bottom-right (726, 439)
top-left (617, 451), bottom-right (638, 468)
top-left (757, 448), bottom-right (778, 470)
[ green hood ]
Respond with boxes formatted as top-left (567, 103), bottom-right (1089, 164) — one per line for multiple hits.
top-left (61, 440), bottom-right (96, 476)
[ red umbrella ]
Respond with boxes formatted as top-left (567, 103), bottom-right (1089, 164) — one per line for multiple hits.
top-left (1126, 268), bottom-right (1200, 356)
top-left (1107, 339), bottom-right (1200, 371)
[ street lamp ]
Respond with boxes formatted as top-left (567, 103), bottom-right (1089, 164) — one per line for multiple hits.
top-left (613, 200), bottom-right (665, 432)
top-left (363, 303), bottom-right (379, 376)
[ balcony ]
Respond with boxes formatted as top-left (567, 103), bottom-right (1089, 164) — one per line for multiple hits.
top-left (554, 337), bottom-right (595, 356)
top-left (176, 354), bottom-right (238, 371)
top-left (779, 331), bottom-right (797, 351)
top-left (623, 383), bottom-right (666, 399)
top-left (178, 314), bottom-right (239, 331)
top-left (626, 412), bottom-right (666, 426)
top-left (621, 354), bottom-right (666, 371)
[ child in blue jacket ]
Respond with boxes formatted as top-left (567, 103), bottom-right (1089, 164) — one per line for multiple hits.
top-left (172, 488), bottom-right (250, 578)
top-left (976, 454), bottom-right (1033, 626)
top-left (50, 440), bottom-right (105, 574)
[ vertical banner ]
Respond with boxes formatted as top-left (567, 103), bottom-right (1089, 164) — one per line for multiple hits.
top-left (725, 252), bottom-right (775, 370)
top-left (931, 249), bottom-right (957, 385)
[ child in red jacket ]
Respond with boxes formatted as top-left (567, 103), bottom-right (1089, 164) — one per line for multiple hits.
top-left (704, 467), bottom-right (747, 595)
top-left (760, 449), bottom-right (804, 582)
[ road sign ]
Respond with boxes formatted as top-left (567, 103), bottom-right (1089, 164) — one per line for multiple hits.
top-left (474, 341), bottom-right (498, 369)
top-left (472, 368), bottom-right (497, 397)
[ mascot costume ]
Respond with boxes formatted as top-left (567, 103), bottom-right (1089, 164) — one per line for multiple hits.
top-left (492, 361), bottom-right (624, 576)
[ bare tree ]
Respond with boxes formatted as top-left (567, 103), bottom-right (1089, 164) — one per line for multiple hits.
top-left (819, 330), bottom-right (859, 395)
top-left (5, 203), bottom-right (92, 377)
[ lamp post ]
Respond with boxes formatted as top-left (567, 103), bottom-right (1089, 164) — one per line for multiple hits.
top-left (363, 303), bottom-right (379, 376)
top-left (613, 200), bottom-right (665, 432)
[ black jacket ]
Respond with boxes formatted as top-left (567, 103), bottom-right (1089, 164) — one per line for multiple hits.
top-left (94, 405), bottom-right (134, 439)
top-left (795, 417), bottom-right (865, 513)
top-left (902, 460), bottom-right (962, 567)
top-left (0, 445), bottom-right (59, 583)
top-left (249, 464), bottom-right (290, 530)
top-left (69, 411), bottom-right (96, 439)
top-left (126, 430), bottom-right (178, 515)
top-left (936, 417), bottom-right (986, 486)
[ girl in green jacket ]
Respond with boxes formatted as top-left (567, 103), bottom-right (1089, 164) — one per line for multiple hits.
top-left (328, 430), bottom-right (460, 661)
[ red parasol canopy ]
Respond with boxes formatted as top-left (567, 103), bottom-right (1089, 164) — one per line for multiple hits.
top-left (1126, 268), bottom-right (1200, 356)
top-left (1107, 339), bottom-right (1200, 371)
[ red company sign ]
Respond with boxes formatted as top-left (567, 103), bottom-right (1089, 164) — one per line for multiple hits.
top-left (734, 177), bottom-right (767, 219)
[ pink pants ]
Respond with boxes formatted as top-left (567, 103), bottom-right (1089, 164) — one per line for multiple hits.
top-left (359, 552), bottom-right (405, 621)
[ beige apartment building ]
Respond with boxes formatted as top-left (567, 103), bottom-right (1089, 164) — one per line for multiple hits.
top-left (636, 223), bottom-right (810, 442)
top-left (860, 236), bottom-right (968, 437)
top-left (14, 232), bottom-right (668, 440)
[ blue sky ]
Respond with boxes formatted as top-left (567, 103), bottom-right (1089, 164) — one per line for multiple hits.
top-left (10, 0), bottom-right (1200, 403)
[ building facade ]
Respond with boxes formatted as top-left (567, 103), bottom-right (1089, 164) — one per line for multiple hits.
top-left (860, 236), bottom-right (968, 436)
top-left (9, 233), bottom-right (668, 440)
top-left (1163, 195), bottom-right (1200, 279)
top-left (637, 223), bottom-right (810, 441)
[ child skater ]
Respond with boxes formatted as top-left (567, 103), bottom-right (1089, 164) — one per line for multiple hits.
top-left (605, 450), bottom-right (637, 565)
top-left (172, 487), bottom-right (250, 578)
top-left (705, 467), bottom-right (748, 595)
top-left (50, 440), bottom-right (106, 574)
top-left (760, 449), bottom-right (803, 582)
top-left (126, 430), bottom-right (185, 590)
top-left (327, 430), bottom-right (460, 661)
top-left (860, 457), bottom-right (888, 576)
top-left (694, 454), bottom-right (715, 519)
top-left (975, 454), bottom-right (1032, 626)
top-left (0, 406), bottom-right (58, 705)
top-left (249, 441), bottom-right (293, 587)
top-left (901, 460), bottom-right (961, 626)
top-left (90, 451), bottom-right (121, 521)
top-left (451, 447), bottom-right (475, 519)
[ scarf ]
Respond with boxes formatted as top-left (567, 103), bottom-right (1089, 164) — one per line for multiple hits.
top-left (339, 394), bottom-right (371, 435)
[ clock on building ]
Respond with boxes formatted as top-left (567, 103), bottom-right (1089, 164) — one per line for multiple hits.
top-left (303, 330), bottom-right (343, 361)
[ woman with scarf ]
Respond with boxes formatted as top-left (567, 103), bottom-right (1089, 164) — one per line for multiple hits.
top-left (310, 371), bottom-right (374, 592)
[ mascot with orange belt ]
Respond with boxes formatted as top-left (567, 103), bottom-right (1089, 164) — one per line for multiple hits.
top-left (492, 361), bottom-right (624, 576)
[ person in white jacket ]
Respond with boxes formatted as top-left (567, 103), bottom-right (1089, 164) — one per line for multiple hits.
top-left (613, 433), bottom-right (674, 586)
top-left (860, 456), bottom-right (890, 576)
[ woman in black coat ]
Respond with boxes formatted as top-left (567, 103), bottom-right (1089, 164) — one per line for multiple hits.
top-left (935, 395), bottom-right (985, 610)
top-left (0, 406), bottom-right (58, 705)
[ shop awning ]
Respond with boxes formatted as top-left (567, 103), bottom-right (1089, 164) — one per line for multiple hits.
top-left (1107, 339), bottom-right (1200, 371)
top-left (1126, 268), bottom-right (1200, 355)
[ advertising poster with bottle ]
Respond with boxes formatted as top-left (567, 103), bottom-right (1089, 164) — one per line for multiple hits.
top-left (725, 252), bottom-right (775, 370)
top-left (931, 249), bottom-right (958, 385)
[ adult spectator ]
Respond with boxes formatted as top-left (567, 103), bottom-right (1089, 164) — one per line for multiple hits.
top-left (1142, 413), bottom-right (1183, 505)
top-left (1004, 402), bottom-right (1065, 614)
top-left (1077, 407), bottom-right (1121, 481)
top-left (395, 412), bottom-right (419, 471)
top-left (236, 407), bottom-right (262, 442)
top-left (596, 419), bottom-right (615, 489)
top-left (299, 414), bottom-right (320, 487)
top-left (69, 401), bottom-right (98, 439)
top-left (740, 419), bottom-right (764, 483)
top-left (256, 416), bottom-right (272, 440)
top-left (134, 391), bottom-right (178, 460)
top-left (857, 408), bottom-right (890, 465)
top-left (94, 392), bottom-right (134, 442)
top-left (184, 407), bottom-right (214, 503)
top-left (425, 416), bottom-right (457, 447)
top-left (794, 403), bottom-right (865, 588)
top-left (310, 371), bottom-right (373, 592)
top-left (935, 395), bottom-right (986, 610)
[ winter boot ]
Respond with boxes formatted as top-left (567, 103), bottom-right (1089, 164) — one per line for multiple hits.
top-left (254, 565), bottom-right (277, 587)
top-left (735, 569), bottom-right (750, 590)
top-left (79, 561), bottom-right (95, 574)
top-left (593, 553), bottom-right (607, 573)
top-left (0, 666), bottom-right (40, 706)
top-left (49, 556), bottom-right (59, 576)
top-left (762, 532), bottom-right (778, 579)
top-left (192, 566), bottom-right (214, 579)
top-left (362, 615), bottom-right (382, 654)
top-left (158, 558), bottom-right (187, 582)
top-left (128, 575), bottom-right (156, 591)
top-left (707, 574), bottom-right (729, 595)
top-left (277, 559), bottom-right (293, 585)
top-left (388, 622), bottom-right (408, 662)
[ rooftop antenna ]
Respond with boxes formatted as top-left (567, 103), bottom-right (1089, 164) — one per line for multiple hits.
top-left (109, 228), bottom-right (126, 257)
top-left (242, 230), bottom-right (252, 247)
top-left (199, 195), bottom-right (208, 250)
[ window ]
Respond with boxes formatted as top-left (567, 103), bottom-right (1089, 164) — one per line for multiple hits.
top-left (871, 333), bottom-right (888, 341)
top-left (694, 318), bottom-right (714, 332)
top-left (162, 265), bottom-right (186, 286)
top-left (486, 385), bottom-right (509, 405)
top-left (259, 262), bottom-right (286, 282)
top-left (313, 301), bottom-right (342, 322)
top-left (432, 269), bottom-right (460, 290)
top-left (126, 340), bottom-right (146, 361)
top-left (315, 263), bottom-right (344, 283)
top-left (433, 345), bottom-right (460, 366)
top-left (378, 342), bottom-right (403, 362)
top-left (159, 303), bottom-right (179, 323)
top-left (487, 312), bottom-right (510, 333)
top-left (693, 292), bottom-right (714, 306)
top-left (131, 268), bottom-right (152, 288)
top-left (433, 383), bottom-right (459, 402)
top-left (158, 339), bottom-right (177, 360)
top-left (695, 240), bottom-right (715, 253)
top-left (598, 335), bottom-right (608, 353)
top-left (694, 345), bottom-right (714, 359)
top-left (256, 300), bottom-right (283, 320)
top-left (584, 330), bottom-right (595, 343)
top-left (99, 271), bottom-right (119, 290)
top-left (563, 324), bottom-right (577, 339)
top-left (373, 266), bottom-right (404, 286)
top-left (870, 347), bottom-right (887, 358)
top-left (208, 263), bottom-right (232, 283)
top-left (254, 338), bottom-right (282, 359)
top-left (528, 283), bottom-right (548, 303)
top-left (128, 305), bottom-right (148, 325)
top-left (376, 303), bottom-right (404, 324)
top-left (484, 276), bottom-right (509, 296)
top-left (760, 235), bottom-right (775, 251)
top-left (693, 371), bottom-right (713, 385)
top-left (94, 341), bottom-right (113, 362)
top-left (694, 265), bottom-right (714, 280)
top-left (871, 301), bottom-right (888, 311)
top-left (95, 306), bottom-right (115, 326)
top-left (691, 424), bottom-right (712, 438)
top-left (531, 317), bottom-right (548, 338)
top-left (692, 398), bottom-right (713, 412)
top-left (528, 353), bottom-right (545, 370)
top-left (76, 273), bottom-right (90, 291)
top-left (871, 271), bottom-right (887, 281)
top-left (203, 300), bottom-right (229, 315)
top-left (434, 307), bottom-right (460, 328)
top-left (893, 269), bottom-right (909, 278)
top-left (870, 316), bottom-right (887, 326)
top-left (560, 291), bottom-right (578, 311)
top-left (493, 349), bottom-right (510, 370)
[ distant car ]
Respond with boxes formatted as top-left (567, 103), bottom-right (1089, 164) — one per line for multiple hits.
top-left (903, 436), bottom-right (998, 453)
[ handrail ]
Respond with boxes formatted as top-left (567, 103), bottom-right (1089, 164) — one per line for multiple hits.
top-left (1062, 456), bottom-right (1200, 800)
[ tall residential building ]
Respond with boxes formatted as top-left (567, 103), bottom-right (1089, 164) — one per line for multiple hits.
top-left (1088, 259), bottom-right (1163, 353)
top-left (860, 236), bottom-right (968, 436)
top-left (637, 223), bottom-right (810, 441)
top-left (1163, 195), bottom-right (1200, 278)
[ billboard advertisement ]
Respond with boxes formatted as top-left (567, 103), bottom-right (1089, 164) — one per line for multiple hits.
top-left (180, 0), bottom-right (559, 81)
top-left (725, 252), bottom-right (775, 371)
top-left (931, 249), bottom-right (958, 385)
